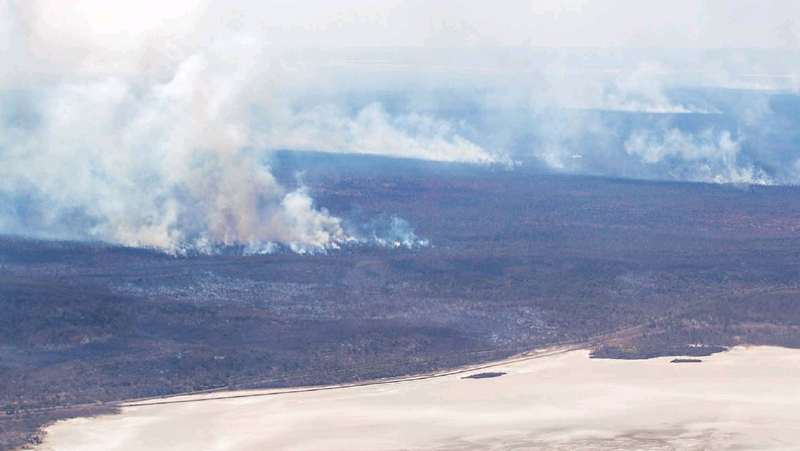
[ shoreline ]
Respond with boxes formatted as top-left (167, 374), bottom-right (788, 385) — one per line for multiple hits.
top-left (32, 345), bottom-right (800, 451)
top-left (5, 344), bottom-right (579, 450)
top-left (122, 344), bottom-right (582, 407)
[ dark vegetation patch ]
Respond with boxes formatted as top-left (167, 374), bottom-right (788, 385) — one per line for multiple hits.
top-left (591, 345), bottom-right (728, 360)
top-left (462, 372), bottom-right (506, 379)
top-left (3, 152), bottom-right (800, 448)
top-left (0, 405), bottom-right (117, 451)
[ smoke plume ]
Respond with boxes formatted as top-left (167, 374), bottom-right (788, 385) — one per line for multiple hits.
top-left (3, 1), bottom-right (800, 256)
top-left (1, 1), bottom-right (497, 252)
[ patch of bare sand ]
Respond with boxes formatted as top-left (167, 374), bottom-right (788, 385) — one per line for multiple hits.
top-left (34, 346), bottom-right (800, 451)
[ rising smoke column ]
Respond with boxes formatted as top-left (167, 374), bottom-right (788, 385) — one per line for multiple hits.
top-left (0, 44), bottom-right (352, 253)
top-left (0, 1), bottom-right (349, 252)
top-left (0, 1), bottom-right (495, 252)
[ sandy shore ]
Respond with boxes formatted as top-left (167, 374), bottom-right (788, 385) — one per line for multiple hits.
top-left (33, 346), bottom-right (800, 451)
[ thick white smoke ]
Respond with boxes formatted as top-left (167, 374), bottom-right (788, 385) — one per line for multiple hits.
top-left (0, 1), bottom-right (501, 252)
top-left (0, 53), bottom-right (353, 253)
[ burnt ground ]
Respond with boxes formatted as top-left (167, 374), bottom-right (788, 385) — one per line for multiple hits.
top-left (3, 152), bottom-right (800, 449)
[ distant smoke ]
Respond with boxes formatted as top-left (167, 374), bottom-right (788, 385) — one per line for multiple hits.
top-left (624, 129), bottom-right (771, 184)
top-left (363, 215), bottom-right (429, 249)
top-left (523, 58), bottom-right (800, 185)
top-left (552, 62), bottom-right (720, 114)
top-left (592, 65), bottom-right (719, 114)
top-left (527, 106), bottom-right (785, 186)
top-left (260, 103), bottom-right (506, 165)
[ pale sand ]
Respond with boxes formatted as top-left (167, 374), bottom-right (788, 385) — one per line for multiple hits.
top-left (34, 346), bottom-right (800, 451)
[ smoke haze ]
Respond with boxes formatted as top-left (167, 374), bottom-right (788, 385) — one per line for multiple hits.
top-left (2, 1), bottom-right (800, 251)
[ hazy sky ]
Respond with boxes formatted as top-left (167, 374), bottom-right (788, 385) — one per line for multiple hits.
top-left (243, 0), bottom-right (800, 49)
top-left (10, 0), bottom-right (800, 51)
